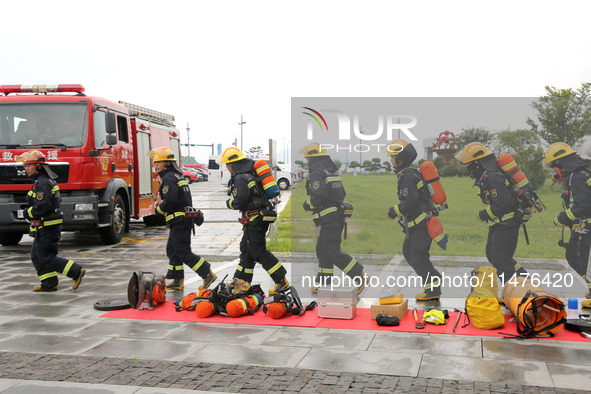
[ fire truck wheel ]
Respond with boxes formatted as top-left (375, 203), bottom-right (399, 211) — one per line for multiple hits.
top-left (0, 232), bottom-right (23, 246)
top-left (99, 194), bottom-right (127, 244)
top-left (277, 178), bottom-right (290, 190)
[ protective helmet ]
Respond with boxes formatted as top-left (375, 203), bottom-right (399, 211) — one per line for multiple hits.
top-left (455, 142), bottom-right (493, 164)
top-left (216, 146), bottom-right (246, 165)
top-left (384, 139), bottom-right (408, 156)
top-left (147, 147), bottom-right (176, 162)
top-left (16, 150), bottom-right (46, 164)
top-left (298, 142), bottom-right (329, 158)
top-left (545, 142), bottom-right (576, 167)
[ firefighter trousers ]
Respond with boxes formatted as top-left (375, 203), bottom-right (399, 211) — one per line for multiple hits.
top-left (402, 221), bottom-right (441, 294)
top-left (31, 225), bottom-right (82, 288)
top-left (566, 227), bottom-right (591, 292)
top-left (234, 219), bottom-right (286, 283)
top-left (166, 219), bottom-right (211, 280)
top-left (485, 222), bottom-right (528, 281)
top-left (315, 215), bottom-right (364, 282)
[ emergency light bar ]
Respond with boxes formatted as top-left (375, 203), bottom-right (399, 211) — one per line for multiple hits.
top-left (0, 84), bottom-right (85, 94)
top-left (120, 100), bottom-right (175, 125)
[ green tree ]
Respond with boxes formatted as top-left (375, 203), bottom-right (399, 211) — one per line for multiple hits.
top-left (433, 155), bottom-right (445, 170)
top-left (494, 129), bottom-right (546, 189)
top-left (382, 161), bottom-right (392, 172)
top-left (527, 83), bottom-right (591, 148)
top-left (295, 159), bottom-right (307, 169)
top-left (362, 160), bottom-right (373, 169)
top-left (455, 127), bottom-right (495, 150)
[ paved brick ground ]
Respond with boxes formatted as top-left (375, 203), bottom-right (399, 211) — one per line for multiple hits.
top-left (0, 351), bottom-right (586, 393)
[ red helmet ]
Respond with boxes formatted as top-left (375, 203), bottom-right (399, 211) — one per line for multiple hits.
top-left (16, 150), bottom-right (46, 165)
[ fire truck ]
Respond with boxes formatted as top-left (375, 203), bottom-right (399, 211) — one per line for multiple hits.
top-left (0, 84), bottom-right (181, 245)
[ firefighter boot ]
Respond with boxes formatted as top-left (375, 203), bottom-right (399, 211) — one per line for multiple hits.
top-left (416, 286), bottom-right (441, 301)
top-left (33, 284), bottom-right (58, 292)
top-left (356, 272), bottom-right (368, 296)
top-left (199, 270), bottom-right (217, 290)
top-left (166, 279), bottom-right (184, 290)
top-left (311, 276), bottom-right (332, 294)
top-left (73, 268), bottom-right (86, 290)
top-left (269, 277), bottom-right (290, 295)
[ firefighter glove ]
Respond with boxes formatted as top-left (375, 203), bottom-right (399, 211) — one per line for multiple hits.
top-left (477, 210), bottom-right (488, 221)
top-left (387, 207), bottom-right (397, 219)
top-left (554, 212), bottom-right (573, 228)
top-left (303, 200), bottom-right (312, 211)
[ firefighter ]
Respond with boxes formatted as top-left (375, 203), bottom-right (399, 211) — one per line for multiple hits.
top-left (385, 140), bottom-right (443, 300)
top-left (456, 142), bottom-right (529, 282)
top-left (148, 147), bottom-right (216, 291)
top-left (219, 146), bottom-right (289, 295)
top-left (299, 143), bottom-right (366, 295)
top-left (545, 142), bottom-right (591, 299)
top-left (16, 150), bottom-right (85, 292)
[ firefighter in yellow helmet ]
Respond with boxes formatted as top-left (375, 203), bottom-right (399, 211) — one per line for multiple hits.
top-left (545, 142), bottom-right (591, 299)
top-left (385, 140), bottom-right (443, 300)
top-left (147, 146), bottom-right (216, 291)
top-left (299, 142), bottom-right (367, 295)
top-left (16, 150), bottom-right (85, 292)
top-left (456, 142), bottom-right (529, 283)
top-left (218, 146), bottom-right (290, 295)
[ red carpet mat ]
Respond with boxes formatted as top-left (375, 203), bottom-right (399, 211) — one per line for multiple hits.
top-left (100, 301), bottom-right (590, 342)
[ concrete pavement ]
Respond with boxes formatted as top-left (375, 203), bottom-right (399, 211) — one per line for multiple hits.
top-left (0, 180), bottom-right (590, 393)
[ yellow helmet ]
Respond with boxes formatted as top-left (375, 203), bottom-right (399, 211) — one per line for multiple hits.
top-left (147, 147), bottom-right (176, 162)
top-left (217, 146), bottom-right (246, 165)
top-left (385, 139), bottom-right (408, 156)
top-left (455, 142), bottom-right (492, 164)
top-left (16, 150), bottom-right (46, 164)
top-left (298, 142), bottom-right (329, 158)
top-left (545, 142), bottom-right (576, 167)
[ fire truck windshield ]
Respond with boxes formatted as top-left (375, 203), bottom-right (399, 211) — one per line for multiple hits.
top-left (0, 103), bottom-right (88, 148)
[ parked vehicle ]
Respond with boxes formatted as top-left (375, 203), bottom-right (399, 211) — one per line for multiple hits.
top-left (182, 167), bottom-right (200, 183)
top-left (0, 83), bottom-right (181, 245)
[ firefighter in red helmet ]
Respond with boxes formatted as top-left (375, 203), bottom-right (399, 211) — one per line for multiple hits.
top-left (16, 150), bottom-right (86, 292)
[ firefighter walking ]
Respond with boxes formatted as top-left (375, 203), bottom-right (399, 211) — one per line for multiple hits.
top-left (148, 147), bottom-right (216, 291)
top-left (17, 150), bottom-right (85, 292)
top-left (386, 140), bottom-right (443, 301)
top-left (300, 143), bottom-right (366, 295)
top-left (456, 142), bottom-right (529, 282)
top-left (219, 147), bottom-right (290, 295)
top-left (545, 142), bottom-right (591, 299)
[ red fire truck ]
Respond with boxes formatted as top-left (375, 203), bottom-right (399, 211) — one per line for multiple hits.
top-left (0, 84), bottom-right (181, 245)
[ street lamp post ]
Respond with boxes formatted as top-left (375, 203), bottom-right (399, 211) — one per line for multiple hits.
top-left (238, 115), bottom-right (246, 151)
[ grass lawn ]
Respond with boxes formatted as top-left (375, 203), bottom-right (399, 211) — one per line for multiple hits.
top-left (269, 173), bottom-right (568, 260)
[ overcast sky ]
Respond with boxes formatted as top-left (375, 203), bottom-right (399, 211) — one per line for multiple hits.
top-left (2, 1), bottom-right (591, 163)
